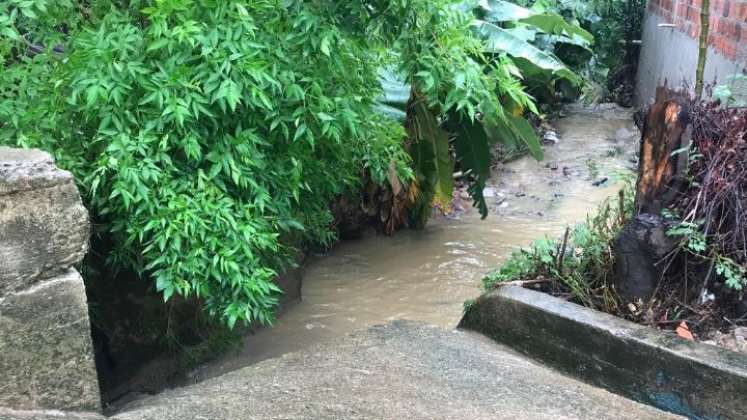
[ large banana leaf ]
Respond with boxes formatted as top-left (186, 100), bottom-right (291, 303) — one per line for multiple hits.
top-left (485, 114), bottom-right (544, 161)
top-left (374, 68), bottom-right (410, 123)
top-left (477, 0), bottom-right (533, 21)
top-left (446, 113), bottom-right (492, 218)
top-left (475, 0), bottom-right (593, 48)
top-left (507, 114), bottom-right (543, 160)
top-left (474, 20), bottom-right (580, 86)
top-left (407, 91), bottom-right (454, 212)
top-left (520, 13), bottom-right (593, 48)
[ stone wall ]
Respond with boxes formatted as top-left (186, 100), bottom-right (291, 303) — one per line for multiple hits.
top-left (0, 147), bottom-right (101, 412)
top-left (636, 0), bottom-right (747, 105)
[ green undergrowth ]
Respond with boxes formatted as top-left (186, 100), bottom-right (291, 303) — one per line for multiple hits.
top-left (482, 177), bottom-right (634, 311)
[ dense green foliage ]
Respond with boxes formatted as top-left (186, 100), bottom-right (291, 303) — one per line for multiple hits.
top-left (469, 0), bottom-right (593, 101)
top-left (483, 181), bottom-right (633, 310)
top-left (511, 0), bottom-right (645, 100)
top-left (2, 0), bottom-right (582, 328)
top-left (376, 1), bottom-right (594, 221)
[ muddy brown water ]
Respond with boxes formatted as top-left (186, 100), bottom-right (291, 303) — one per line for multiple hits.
top-left (191, 104), bottom-right (639, 382)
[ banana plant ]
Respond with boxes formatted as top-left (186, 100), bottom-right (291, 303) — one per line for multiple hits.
top-left (469, 0), bottom-right (594, 93)
top-left (372, 1), bottom-right (593, 223)
top-left (375, 68), bottom-right (543, 220)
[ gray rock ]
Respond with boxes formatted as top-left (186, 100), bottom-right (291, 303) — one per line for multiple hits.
top-left (0, 147), bottom-right (72, 195)
top-left (111, 321), bottom-right (676, 420)
top-left (0, 269), bottom-right (101, 412)
top-left (482, 187), bottom-right (496, 198)
top-left (543, 130), bottom-right (560, 144)
top-left (0, 148), bottom-right (89, 294)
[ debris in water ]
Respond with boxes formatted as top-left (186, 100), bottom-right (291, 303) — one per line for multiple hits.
top-left (543, 131), bottom-right (560, 144)
top-left (592, 177), bottom-right (609, 187)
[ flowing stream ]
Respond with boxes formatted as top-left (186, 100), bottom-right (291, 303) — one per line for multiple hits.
top-left (193, 104), bottom-right (639, 381)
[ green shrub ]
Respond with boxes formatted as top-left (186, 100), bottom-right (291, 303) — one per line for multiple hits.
top-left (1, 0), bottom-right (540, 328)
top-left (511, 0), bottom-right (646, 99)
top-left (483, 179), bottom-right (634, 310)
top-left (1, 0), bottom-right (415, 328)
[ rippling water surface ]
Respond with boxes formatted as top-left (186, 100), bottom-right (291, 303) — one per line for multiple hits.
top-left (195, 104), bottom-right (638, 380)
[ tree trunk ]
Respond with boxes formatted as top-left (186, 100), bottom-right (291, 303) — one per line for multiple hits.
top-left (615, 89), bottom-right (690, 304)
top-left (634, 88), bottom-right (691, 215)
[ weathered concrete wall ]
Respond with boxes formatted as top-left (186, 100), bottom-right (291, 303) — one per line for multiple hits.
top-left (0, 147), bottom-right (100, 412)
top-left (636, 0), bottom-right (747, 106)
top-left (460, 286), bottom-right (747, 419)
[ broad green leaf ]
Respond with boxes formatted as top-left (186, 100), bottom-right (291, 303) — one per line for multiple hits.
top-left (407, 92), bottom-right (453, 211)
top-left (475, 1), bottom-right (593, 46)
top-left (447, 113), bottom-right (492, 218)
top-left (503, 25), bottom-right (538, 43)
top-left (374, 68), bottom-right (410, 122)
top-left (520, 13), bottom-right (593, 46)
top-left (507, 115), bottom-right (543, 161)
top-left (474, 21), bottom-right (580, 85)
top-left (475, 21), bottom-right (564, 72)
top-left (485, 115), bottom-right (543, 161)
top-left (485, 118), bottom-right (518, 151)
top-left (475, 0), bottom-right (534, 21)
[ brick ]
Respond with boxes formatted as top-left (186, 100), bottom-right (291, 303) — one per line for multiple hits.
top-left (734, 2), bottom-right (747, 21)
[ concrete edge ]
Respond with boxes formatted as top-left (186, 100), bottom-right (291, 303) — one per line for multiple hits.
top-left (0, 408), bottom-right (104, 420)
top-left (459, 286), bottom-right (747, 419)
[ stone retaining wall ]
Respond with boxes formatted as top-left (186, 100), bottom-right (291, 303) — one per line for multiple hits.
top-left (0, 147), bottom-right (100, 412)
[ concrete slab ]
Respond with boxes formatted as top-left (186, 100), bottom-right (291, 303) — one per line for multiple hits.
top-left (110, 321), bottom-right (678, 420)
top-left (460, 286), bottom-right (747, 419)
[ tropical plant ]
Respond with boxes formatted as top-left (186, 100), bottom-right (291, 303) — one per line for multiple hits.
top-left (470, 0), bottom-right (593, 96)
top-left (713, 74), bottom-right (747, 108)
top-left (1, 0), bottom-right (416, 328)
top-left (376, 0), bottom-right (595, 223)
top-left (0, 0), bottom-right (567, 328)
top-left (510, 0), bottom-right (646, 101)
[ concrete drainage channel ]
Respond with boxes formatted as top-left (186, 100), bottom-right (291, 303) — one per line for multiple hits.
top-left (459, 286), bottom-right (747, 419)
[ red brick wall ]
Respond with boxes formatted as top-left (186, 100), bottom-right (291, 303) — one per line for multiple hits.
top-left (648, 0), bottom-right (747, 59)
